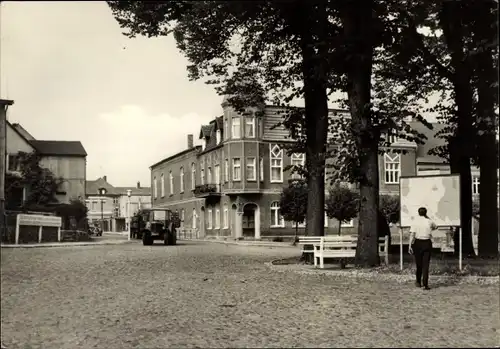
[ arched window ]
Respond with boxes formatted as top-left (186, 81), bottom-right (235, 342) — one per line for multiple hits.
top-left (180, 167), bottom-right (185, 193)
top-left (192, 208), bottom-right (197, 229)
top-left (160, 173), bottom-right (165, 197)
top-left (191, 163), bottom-right (196, 190)
top-left (270, 201), bottom-right (284, 227)
top-left (169, 171), bottom-right (174, 195)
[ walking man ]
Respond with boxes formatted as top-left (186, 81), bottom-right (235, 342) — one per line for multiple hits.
top-left (409, 207), bottom-right (438, 290)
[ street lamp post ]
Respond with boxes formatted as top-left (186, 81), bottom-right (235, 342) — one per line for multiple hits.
top-left (98, 187), bottom-right (107, 233)
top-left (126, 189), bottom-right (132, 241)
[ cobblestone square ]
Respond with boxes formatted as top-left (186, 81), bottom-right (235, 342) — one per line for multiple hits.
top-left (1, 242), bottom-right (499, 348)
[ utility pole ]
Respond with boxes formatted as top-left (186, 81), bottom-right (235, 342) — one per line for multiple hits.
top-left (0, 99), bottom-right (14, 240)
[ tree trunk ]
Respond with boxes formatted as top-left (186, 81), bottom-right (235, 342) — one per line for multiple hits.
top-left (439, 1), bottom-right (476, 257)
top-left (471, 0), bottom-right (499, 258)
top-left (340, 0), bottom-right (380, 267)
top-left (300, 2), bottom-right (329, 238)
top-left (338, 220), bottom-right (342, 236)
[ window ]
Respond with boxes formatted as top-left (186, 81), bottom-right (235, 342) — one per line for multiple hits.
top-left (291, 153), bottom-right (305, 179)
top-left (260, 157), bottom-right (264, 181)
top-left (224, 159), bottom-right (229, 182)
top-left (384, 154), bottom-right (400, 184)
top-left (233, 158), bottom-right (241, 181)
top-left (270, 202), bottom-right (285, 227)
top-left (224, 118), bottom-right (229, 140)
top-left (325, 212), bottom-right (329, 227)
top-left (192, 209), bottom-right (197, 229)
top-left (246, 157), bottom-right (256, 181)
top-left (191, 163), bottom-right (196, 190)
top-left (215, 207), bottom-right (220, 229)
top-left (341, 219), bottom-right (354, 227)
top-left (270, 144), bottom-right (283, 182)
top-left (216, 129), bottom-right (221, 144)
top-left (207, 167), bottom-right (212, 184)
top-left (153, 176), bottom-right (158, 198)
top-left (160, 174), bottom-right (165, 197)
top-left (201, 168), bottom-right (205, 185)
top-left (214, 164), bottom-right (220, 185)
top-left (207, 208), bottom-right (213, 229)
top-left (7, 154), bottom-right (21, 172)
top-left (386, 131), bottom-right (398, 144)
top-left (223, 204), bottom-right (229, 229)
top-left (201, 138), bottom-right (206, 151)
top-left (169, 171), bottom-right (174, 194)
top-left (472, 176), bottom-right (480, 195)
top-left (245, 116), bottom-right (255, 138)
top-left (232, 116), bottom-right (241, 139)
top-left (180, 167), bottom-right (184, 193)
top-left (181, 209), bottom-right (185, 222)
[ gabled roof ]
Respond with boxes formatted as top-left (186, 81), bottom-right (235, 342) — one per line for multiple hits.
top-left (85, 177), bottom-right (117, 196)
top-left (114, 186), bottom-right (151, 196)
top-left (30, 140), bottom-right (87, 157)
top-left (215, 116), bottom-right (223, 130)
top-left (199, 125), bottom-right (213, 139)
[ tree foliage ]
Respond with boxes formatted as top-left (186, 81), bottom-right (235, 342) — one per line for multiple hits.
top-left (379, 195), bottom-right (400, 224)
top-left (279, 179), bottom-right (308, 240)
top-left (325, 185), bottom-right (360, 236)
top-left (5, 151), bottom-right (64, 209)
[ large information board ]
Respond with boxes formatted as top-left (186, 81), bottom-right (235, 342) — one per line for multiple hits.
top-left (399, 175), bottom-right (461, 228)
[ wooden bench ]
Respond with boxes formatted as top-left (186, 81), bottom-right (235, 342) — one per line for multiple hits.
top-left (313, 235), bottom-right (389, 269)
top-left (297, 236), bottom-right (322, 254)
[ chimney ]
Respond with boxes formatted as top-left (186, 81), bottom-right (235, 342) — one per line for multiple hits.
top-left (103, 175), bottom-right (107, 182)
top-left (187, 134), bottom-right (194, 149)
top-left (137, 181), bottom-right (141, 189)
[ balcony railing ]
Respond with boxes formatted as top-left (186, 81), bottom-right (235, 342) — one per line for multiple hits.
top-left (193, 183), bottom-right (222, 198)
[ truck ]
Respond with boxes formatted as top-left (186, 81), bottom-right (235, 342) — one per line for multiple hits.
top-left (130, 208), bottom-right (180, 246)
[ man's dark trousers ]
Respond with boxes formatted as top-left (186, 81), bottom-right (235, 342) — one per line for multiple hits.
top-left (413, 239), bottom-right (432, 287)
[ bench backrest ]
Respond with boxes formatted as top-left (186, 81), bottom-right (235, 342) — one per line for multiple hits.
top-left (319, 236), bottom-right (389, 248)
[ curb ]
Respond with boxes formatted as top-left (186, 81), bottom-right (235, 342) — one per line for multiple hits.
top-left (180, 239), bottom-right (298, 249)
top-left (265, 261), bottom-right (500, 285)
top-left (0, 240), bottom-right (134, 249)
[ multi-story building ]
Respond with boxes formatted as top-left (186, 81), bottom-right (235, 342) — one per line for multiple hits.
top-left (85, 177), bottom-right (151, 232)
top-left (150, 98), bottom-right (488, 240)
top-left (5, 121), bottom-right (87, 207)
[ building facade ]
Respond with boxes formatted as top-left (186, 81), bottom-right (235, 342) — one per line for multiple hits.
top-left (85, 177), bottom-right (151, 232)
top-left (5, 121), bottom-right (87, 207)
top-left (150, 99), bottom-right (488, 240)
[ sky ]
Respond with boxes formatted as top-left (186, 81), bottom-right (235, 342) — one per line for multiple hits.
top-left (0, 1), bottom-right (222, 187)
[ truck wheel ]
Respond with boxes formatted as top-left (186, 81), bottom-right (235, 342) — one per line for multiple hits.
top-left (142, 232), bottom-right (153, 246)
top-left (167, 231), bottom-right (177, 246)
top-left (163, 231), bottom-right (170, 246)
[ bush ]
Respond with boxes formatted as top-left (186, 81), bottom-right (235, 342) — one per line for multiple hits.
top-left (380, 194), bottom-right (400, 224)
top-left (272, 236), bottom-right (284, 242)
top-left (325, 185), bottom-right (359, 235)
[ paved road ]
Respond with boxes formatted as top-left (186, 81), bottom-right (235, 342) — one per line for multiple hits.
top-left (1, 241), bottom-right (498, 348)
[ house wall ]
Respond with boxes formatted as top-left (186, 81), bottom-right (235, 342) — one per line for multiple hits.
top-left (151, 148), bottom-right (199, 207)
top-left (39, 156), bottom-right (86, 203)
top-left (118, 195), bottom-right (152, 218)
top-left (6, 124), bottom-right (34, 156)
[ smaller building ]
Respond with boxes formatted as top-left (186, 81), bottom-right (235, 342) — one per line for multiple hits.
top-left (5, 121), bottom-right (87, 208)
top-left (85, 177), bottom-right (151, 232)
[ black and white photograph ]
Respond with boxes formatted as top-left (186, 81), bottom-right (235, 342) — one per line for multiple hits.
top-left (0, 1), bottom-right (499, 348)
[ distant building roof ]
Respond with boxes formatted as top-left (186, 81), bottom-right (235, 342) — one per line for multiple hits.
top-left (30, 140), bottom-right (87, 157)
top-left (114, 186), bottom-right (151, 196)
top-left (86, 177), bottom-right (151, 196)
top-left (86, 177), bottom-right (117, 196)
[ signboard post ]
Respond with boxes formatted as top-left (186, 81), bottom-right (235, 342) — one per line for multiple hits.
top-left (15, 214), bottom-right (63, 244)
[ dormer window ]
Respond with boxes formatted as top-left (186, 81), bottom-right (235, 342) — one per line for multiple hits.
top-left (216, 129), bottom-right (221, 144)
top-left (201, 138), bottom-right (206, 150)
